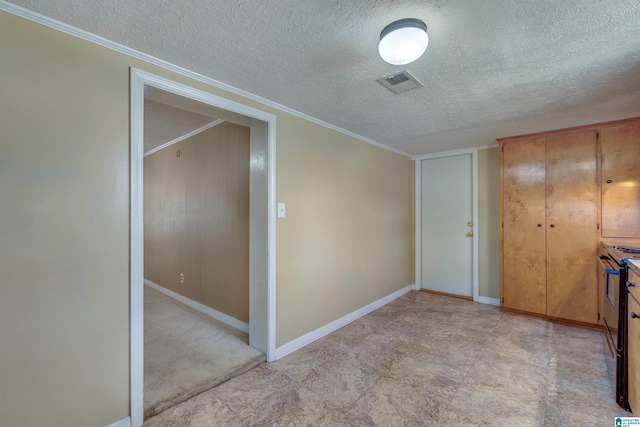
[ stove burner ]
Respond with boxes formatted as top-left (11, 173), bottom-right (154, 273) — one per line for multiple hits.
top-left (614, 246), bottom-right (640, 255)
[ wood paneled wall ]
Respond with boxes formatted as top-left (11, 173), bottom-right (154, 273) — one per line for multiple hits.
top-left (144, 122), bottom-right (250, 323)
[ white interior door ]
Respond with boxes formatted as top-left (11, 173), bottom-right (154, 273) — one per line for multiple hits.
top-left (420, 154), bottom-right (473, 297)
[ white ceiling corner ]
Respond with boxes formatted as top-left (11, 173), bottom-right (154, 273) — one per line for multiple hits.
top-left (8, 0), bottom-right (640, 155)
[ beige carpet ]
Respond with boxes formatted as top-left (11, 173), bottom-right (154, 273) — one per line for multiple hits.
top-left (144, 286), bottom-right (265, 419)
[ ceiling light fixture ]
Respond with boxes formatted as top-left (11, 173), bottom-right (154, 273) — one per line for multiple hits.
top-left (378, 18), bottom-right (429, 66)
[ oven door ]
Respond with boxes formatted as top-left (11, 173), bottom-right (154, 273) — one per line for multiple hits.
top-left (599, 255), bottom-right (621, 357)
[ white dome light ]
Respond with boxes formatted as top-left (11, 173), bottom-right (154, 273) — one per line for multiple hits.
top-left (378, 18), bottom-right (429, 66)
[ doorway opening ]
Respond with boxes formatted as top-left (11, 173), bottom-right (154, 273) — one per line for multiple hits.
top-left (130, 69), bottom-right (277, 427)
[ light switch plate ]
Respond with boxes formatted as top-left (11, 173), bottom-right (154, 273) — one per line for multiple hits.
top-left (277, 203), bottom-right (286, 218)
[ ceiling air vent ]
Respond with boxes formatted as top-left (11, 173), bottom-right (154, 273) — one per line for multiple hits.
top-left (377, 70), bottom-right (424, 94)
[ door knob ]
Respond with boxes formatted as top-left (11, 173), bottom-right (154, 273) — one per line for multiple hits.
top-left (467, 222), bottom-right (473, 227)
top-left (632, 312), bottom-right (640, 319)
top-left (466, 231), bottom-right (473, 237)
top-left (550, 224), bottom-right (555, 228)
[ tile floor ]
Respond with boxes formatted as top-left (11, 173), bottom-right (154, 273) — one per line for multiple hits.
top-left (144, 290), bottom-right (631, 426)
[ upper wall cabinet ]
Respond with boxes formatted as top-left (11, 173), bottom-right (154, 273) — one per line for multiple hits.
top-left (601, 122), bottom-right (640, 238)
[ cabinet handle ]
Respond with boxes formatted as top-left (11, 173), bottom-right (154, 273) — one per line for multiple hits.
top-left (632, 312), bottom-right (640, 319)
top-left (628, 281), bottom-right (636, 287)
top-left (606, 179), bottom-right (612, 184)
top-left (550, 224), bottom-right (555, 228)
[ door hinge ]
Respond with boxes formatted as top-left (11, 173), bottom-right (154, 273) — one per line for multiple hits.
top-left (501, 146), bottom-right (504, 152)
top-left (501, 297), bottom-right (504, 303)
top-left (597, 223), bottom-right (600, 230)
top-left (502, 222), bottom-right (504, 228)
top-left (596, 132), bottom-right (599, 139)
top-left (598, 312), bottom-right (601, 320)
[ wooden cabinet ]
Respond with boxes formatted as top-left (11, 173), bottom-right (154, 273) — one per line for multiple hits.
top-left (545, 131), bottom-right (598, 323)
top-left (500, 117), bottom-right (640, 325)
top-left (628, 266), bottom-right (640, 414)
top-left (502, 137), bottom-right (547, 315)
top-left (500, 130), bottom-right (598, 324)
top-left (601, 122), bottom-right (640, 238)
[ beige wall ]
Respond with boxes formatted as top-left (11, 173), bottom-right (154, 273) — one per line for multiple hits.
top-left (0, 13), bottom-right (130, 427)
top-left (275, 117), bottom-right (414, 345)
top-left (145, 123), bottom-right (250, 323)
top-left (478, 148), bottom-right (500, 299)
top-left (0, 11), bottom-right (413, 426)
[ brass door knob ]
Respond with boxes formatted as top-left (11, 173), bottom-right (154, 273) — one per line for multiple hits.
top-left (466, 231), bottom-right (473, 237)
top-left (467, 221), bottom-right (473, 227)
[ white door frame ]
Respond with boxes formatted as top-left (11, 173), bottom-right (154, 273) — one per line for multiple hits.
top-left (130, 68), bottom-right (277, 427)
top-left (413, 148), bottom-right (479, 301)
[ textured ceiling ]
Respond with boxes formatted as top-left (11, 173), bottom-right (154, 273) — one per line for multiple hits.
top-left (10, 0), bottom-right (640, 155)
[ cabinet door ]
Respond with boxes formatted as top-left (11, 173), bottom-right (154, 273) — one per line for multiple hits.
top-left (629, 269), bottom-right (640, 414)
top-left (601, 122), bottom-right (640, 238)
top-left (502, 137), bottom-right (547, 314)
top-left (546, 130), bottom-right (598, 323)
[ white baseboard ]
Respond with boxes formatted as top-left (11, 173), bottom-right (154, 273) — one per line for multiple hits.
top-left (144, 279), bottom-right (249, 333)
top-left (105, 417), bottom-right (130, 427)
top-left (477, 296), bottom-right (500, 306)
top-left (274, 284), bottom-right (414, 360)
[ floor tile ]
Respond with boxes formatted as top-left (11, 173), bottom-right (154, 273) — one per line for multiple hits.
top-left (143, 393), bottom-right (241, 427)
top-left (440, 377), bottom-right (546, 427)
top-left (237, 384), bottom-right (340, 426)
top-left (268, 340), bottom-right (348, 383)
top-left (210, 364), bottom-right (292, 411)
top-left (295, 358), bottom-right (380, 408)
top-left (144, 291), bottom-right (628, 427)
top-left (350, 377), bottom-right (446, 426)
top-left (386, 354), bottom-right (468, 403)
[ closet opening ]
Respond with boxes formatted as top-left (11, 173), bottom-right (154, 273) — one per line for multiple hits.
top-left (129, 69), bottom-right (276, 426)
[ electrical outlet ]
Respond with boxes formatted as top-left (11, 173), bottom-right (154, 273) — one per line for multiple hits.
top-left (180, 273), bottom-right (184, 284)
